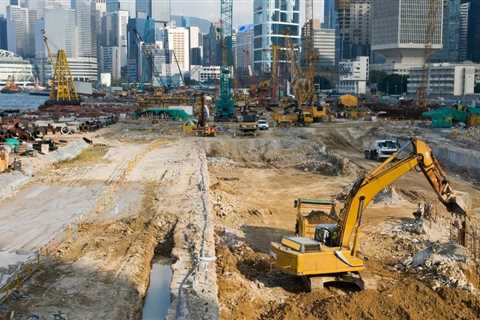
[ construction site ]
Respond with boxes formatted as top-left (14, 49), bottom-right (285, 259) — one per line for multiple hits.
top-left (1, 1), bottom-right (480, 320)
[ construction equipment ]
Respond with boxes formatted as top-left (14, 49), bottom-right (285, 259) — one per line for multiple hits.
top-left (42, 31), bottom-right (80, 105)
top-left (215, 0), bottom-right (235, 120)
top-left (271, 138), bottom-right (467, 290)
top-left (416, 0), bottom-right (442, 109)
top-left (186, 93), bottom-right (216, 137)
top-left (237, 113), bottom-right (258, 136)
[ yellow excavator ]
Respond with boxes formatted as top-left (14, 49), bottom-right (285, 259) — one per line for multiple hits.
top-left (271, 138), bottom-right (467, 290)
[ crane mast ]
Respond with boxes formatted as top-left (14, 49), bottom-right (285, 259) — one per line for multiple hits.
top-left (215, 0), bottom-right (235, 120)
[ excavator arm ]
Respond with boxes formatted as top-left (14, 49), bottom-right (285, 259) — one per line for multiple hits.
top-left (339, 138), bottom-right (466, 250)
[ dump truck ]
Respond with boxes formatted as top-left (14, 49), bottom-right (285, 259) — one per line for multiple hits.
top-left (238, 114), bottom-right (258, 136)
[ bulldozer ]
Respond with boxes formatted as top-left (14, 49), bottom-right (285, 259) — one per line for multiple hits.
top-left (271, 138), bottom-right (467, 290)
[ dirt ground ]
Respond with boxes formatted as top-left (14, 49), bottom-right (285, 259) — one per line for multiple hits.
top-left (208, 123), bottom-right (480, 320)
top-left (1, 119), bottom-right (479, 320)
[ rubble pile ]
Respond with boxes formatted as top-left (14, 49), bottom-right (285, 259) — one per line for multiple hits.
top-left (403, 242), bottom-right (475, 291)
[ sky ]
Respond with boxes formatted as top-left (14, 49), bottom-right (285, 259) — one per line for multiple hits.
top-left (171, 0), bottom-right (324, 28)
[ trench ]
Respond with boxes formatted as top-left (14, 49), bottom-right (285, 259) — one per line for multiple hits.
top-left (142, 256), bottom-right (173, 320)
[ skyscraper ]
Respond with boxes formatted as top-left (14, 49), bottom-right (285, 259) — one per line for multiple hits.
top-left (35, 7), bottom-right (77, 58)
top-left (335, 0), bottom-right (371, 61)
top-left (253, 0), bottom-right (300, 74)
top-left (126, 16), bottom-right (155, 83)
top-left (468, 0), bottom-right (480, 62)
top-left (106, 0), bottom-right (134, 17)
top-left (323, 0), bottom-right (336, 29)
top-left (459, 1), bottom-right (469, 62)
top-left (371, 0), bottom-right (443, 73)
top-left (7, 5), bottom-right (36, 57)
top-left (136, 0), bottom-right (170, 22)
top-left (0, 0), bottom-right (9, 17)
top-left (75, 0), bottom-right (96, 57)
top-left (102, 10), bottom-right (129, 69)
top-left (432, 0), bottom-right (460, 62)
top-left (0, 17), bottom-right (7, 50)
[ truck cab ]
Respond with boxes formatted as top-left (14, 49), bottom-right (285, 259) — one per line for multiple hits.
top-left (364, 139), bottom-right (400, 161)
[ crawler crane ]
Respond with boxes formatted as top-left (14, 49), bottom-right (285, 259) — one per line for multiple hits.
top-left (271, 138), bottom-right (467, 290)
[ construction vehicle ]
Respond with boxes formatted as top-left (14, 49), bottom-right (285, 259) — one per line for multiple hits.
top-left (304, 105), bottom-right (330, 122)
top-left (364, 139), bottom-right (400, 161)
top-left (237, 113), bottom-right (258, 136)
top-left (271, 138), bottom-right (467, 290)
top-left (42, 31), bottom-right (80, 105)
top-left (272, 109), bottom-right (314, 127)
top-left (184, 93), bottom-right (216, 137)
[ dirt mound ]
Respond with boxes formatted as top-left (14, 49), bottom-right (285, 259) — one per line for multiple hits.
top-left (205, 137), bottom-right (354, 176)
top-left (259, 280), bottom-right (480, 320)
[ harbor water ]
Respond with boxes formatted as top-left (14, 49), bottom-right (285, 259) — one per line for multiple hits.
top-left (0, 93), bottom-right (48, 111)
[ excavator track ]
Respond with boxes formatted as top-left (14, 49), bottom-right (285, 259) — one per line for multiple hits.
top-left (305, 272), bottom-right (364, 291)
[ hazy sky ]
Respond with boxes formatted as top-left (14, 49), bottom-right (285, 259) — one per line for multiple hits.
top-left (171, 0), bottom-right (324, 28)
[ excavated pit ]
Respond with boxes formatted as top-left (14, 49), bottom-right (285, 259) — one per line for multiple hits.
top-left (205, 135), bottom-right (354, 176)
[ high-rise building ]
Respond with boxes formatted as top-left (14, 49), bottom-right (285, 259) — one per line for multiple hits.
top-left (188, 26), bottom-right (202, 68)
top-left (202, 22), bottom-right (221, 66)
top-left (235, 24), bottom-right (254, 82)
top-left (302, 19), bottom-right (335, 67)
top-left (335, 0), bottom-right (371, 61)
top-left (34, 7), bottom-right (77, 58)
top-left (459, 1), bottom-right (469, 62)
top-left (172, 15), bottom-right (212, 34)
top-left (106, 0), bottom-right (134, 17)
top-left (0, 0), bottom-right (9, 17)
top-left (0, 17), bottom-right (7, 50)
top-left (253, 0), bottom-right (300, 74)
top-left (371, 0), bottom-right (443, 74)
top-left (126, 16), bottom-right (155, 83)
top-left (75, 0), bottom-right (96, 57)
top-left (136, 0), bottom-right (170, 22)
top-left (468, 0), bottom-right (480, 62)
top-left (167, 27), bottom-right (190, 74)
top-left (7, 5), bottom-right (36, 57)
top-left (102, 10), bottom-right (129, 69)
top-left (432, 0), bottom-right (460, 62)
top-left (323, 0), bottom-right (336, 29)
top-left (99, 46), bottom-right (121, 80)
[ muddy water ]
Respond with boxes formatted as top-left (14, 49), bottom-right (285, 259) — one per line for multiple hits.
top-left (142, 257), bottom-right (172, 320)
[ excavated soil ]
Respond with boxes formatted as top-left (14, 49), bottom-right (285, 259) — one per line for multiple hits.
top-left (209, 123), bottom-right (480, 320)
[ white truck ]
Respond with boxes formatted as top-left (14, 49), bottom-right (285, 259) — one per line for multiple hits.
top-left (364, 139), bottom-right (400, 161)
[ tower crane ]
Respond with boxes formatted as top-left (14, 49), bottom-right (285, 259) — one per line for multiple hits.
top-left (42, 30), bottom-right (79, 105)
top-left (215, 0), bottom-right (235, 120)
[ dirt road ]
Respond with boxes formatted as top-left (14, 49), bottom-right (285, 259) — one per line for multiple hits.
top-left (0, 122), bottom-right (218, 320)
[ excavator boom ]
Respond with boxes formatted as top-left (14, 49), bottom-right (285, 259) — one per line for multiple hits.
top-left (339, 138), bottom-right (466, 249)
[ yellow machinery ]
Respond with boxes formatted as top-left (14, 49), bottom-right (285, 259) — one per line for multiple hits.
top-left (272, 110), bottom-right (314, 127)
top-left (42, 31), bottom-right (79, 104)
top-left (183, 94), bottom-right (216, 137)
top-left (271, 138), bottom-right (467, 290)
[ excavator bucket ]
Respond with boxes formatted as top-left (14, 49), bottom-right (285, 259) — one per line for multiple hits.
top-left (447, 192), bottom-right (470, 216)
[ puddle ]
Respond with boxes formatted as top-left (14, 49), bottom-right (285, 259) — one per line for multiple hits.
top-left (142, 257), bottom-right (172, 320)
